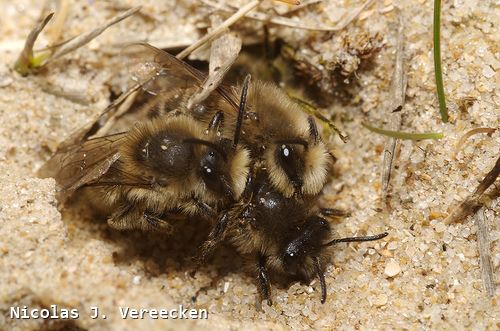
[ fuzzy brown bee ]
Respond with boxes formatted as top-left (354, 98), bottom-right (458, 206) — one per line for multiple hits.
top-left (40, 42), bottom-right (388, 305)
top-left (126, 43), bottom-right (333, 199)
top-left (199, 168), bottom-right (388, 304)
top-left (121, 44), bottom-right (388, 304)
top-left (39, 106), bottom-right (250, 232)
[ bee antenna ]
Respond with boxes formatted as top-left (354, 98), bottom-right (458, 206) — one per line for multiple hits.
top-left (323, 232), bottom-right (388, 247)
top-left (183, 138), bottom-right (228, 161)
top-left (233, 74), bottom-right (251, 149)
top-left (313, 256), bottom-right (327, 304)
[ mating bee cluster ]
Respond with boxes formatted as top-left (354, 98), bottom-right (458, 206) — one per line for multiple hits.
top-left (40, 43), bottom-right (387, 305)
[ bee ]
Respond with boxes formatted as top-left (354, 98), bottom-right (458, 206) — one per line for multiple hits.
top-left (120, 44), bottom-right (388, 304)
top-left (40, 42), bottom-right (388, 305)
top-left (199, 168), bottom-right (388, 305)
top-left (38, 81), bottom-right (252, 232)
top-left (125, 43), bottom-right (334, 199)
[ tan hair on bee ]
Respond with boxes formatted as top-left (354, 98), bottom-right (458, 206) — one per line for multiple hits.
top-left (39, 80), bottom-right (252, 233)
top-left (241, 81), bottom-right (333, 198)
top-left (123, 43), bottom-right (334, 199)
top-left (101, 114), bottom-right (250, 231)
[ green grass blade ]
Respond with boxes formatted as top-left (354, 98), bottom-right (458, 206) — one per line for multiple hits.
top-left (362, 122), bottom-right (444, 140)
top-left (434, 0), bottom-right (448, 123)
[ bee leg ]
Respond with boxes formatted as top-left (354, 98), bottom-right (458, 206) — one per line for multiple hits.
top-left (108, 204), bottom-right (173, 233)
top-left (107, 204), bottom-right (139, 230)
top-left (257, 254), bottom-right (273, 306)
top-left (241, 167), bottom-right (255, 201)
top-left (320, 208), bottom-right (349, 218)
top-left (313, 256), bottom-right (327, 304)
top-left (191, 196), bottom-right (218, 220)
top-left (198, 211), bottom-right (230, 263)
top-left (143, 212), bottom-right (173, 233)
top-left (207, 111), bottom-right (224, 135)
top-left (307, 116), bottom-right (320, 142)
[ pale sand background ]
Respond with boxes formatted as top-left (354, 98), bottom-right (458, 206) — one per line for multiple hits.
top-left (0, 1), bottom-right (498, 330)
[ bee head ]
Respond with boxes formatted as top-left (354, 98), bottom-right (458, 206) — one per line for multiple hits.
top-left (280, 216), bottom-right (388, 303)
top-left (281, 216), bottom-right (330, 276)
top-left (181, 138), bottom-right (249, 202)
top-left (266, 120), bottom-right (333, 198)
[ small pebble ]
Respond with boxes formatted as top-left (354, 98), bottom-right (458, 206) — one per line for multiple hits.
top-left (434, 222), bottom-right (447, 233)
top-left (374, 294), bottom-right (388, 307)
top-left (385, 260), bottom-right (401, 277)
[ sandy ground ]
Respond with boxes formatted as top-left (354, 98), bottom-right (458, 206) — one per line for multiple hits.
top-left (0, 0), bottom-right (498, 330)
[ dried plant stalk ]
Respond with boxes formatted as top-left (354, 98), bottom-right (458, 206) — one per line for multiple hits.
top-left (274, 0), bottom-right (301, 4)
top-left (176, 0), bottom-right (262, 59)
top-left (45, 0), bottom-right (70, 44)
top-left (445, 155), bottom-right (500, 224)
top-left (475, 208), bottom-right (496, 297)
top-left (14, 13), bottom-right (54, 76)
top-left (202, 0), bottom-right (374, 31)
top-left (47, 6), bottom-right (141, 61)
top-left (381, 16), bottom-right (407, 201)
top-left (452, 128), bottom-right (497, 159)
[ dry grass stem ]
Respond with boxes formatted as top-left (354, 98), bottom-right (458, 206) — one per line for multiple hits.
top-left (91, 90), bottom-right (141, 138)
top-left (475, 208), bottom-right (496, 297)
top-left (381, 15), bottom-right (407, 201)
top-left (14, 13), bottom-right (54, 75)
top-left (202, 0), bottom-right (374, 31)
top-left (274, 0), bottom-right (301, 4)
top-left (445, 155), bottom-right (500, 224)
top-left (45, 0), bottom-right (70, 44)
top-left (176, 0), bottom-right (262, 60)
top-left (47, 6), bottom-right (141, 61)
top-left (452, 128), bottom-right (497, 159)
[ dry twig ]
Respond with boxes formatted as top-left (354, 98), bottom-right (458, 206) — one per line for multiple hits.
top-left (202, 0), bottom-right (374, 31)
top-left (47, 6), bottom-right (141, 61)
top-left (475, 208), bottom-right (496, 297)
top-left (381, 15), bottom-right (407, 201)
top-left (445, 155), bottom-right (500, 224)
top-left (176, 0), bottom-right (262, 59)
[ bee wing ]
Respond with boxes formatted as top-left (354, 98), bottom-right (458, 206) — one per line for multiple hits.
top-left (124, 42), bottom-right (240, 110)
top-left (39, 132), bottom-right (127, 200)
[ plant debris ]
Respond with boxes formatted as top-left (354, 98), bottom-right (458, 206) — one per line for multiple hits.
top-left (202, 0), bottom-right (375, 31)
top-left (445, 155), bottom-right (500, 224)
top-left (176, 0), bottom-right (262, 59)
top-left (452, 127), bottom-right (497, 159)
top-left (187, 16), bottom-right (242, 109)
top-left (47, 6), bottom-right (141, 62)
top-left (433, 0), bottom-right (448, 122)
top-left (14, 13), bottom-right (54, 76)
top-left (381, 15), bottom-right (407, 201)
top-left (14, 7), bottom-right (140, 75)
top-left (475, 208), bottom-right (496, 298)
